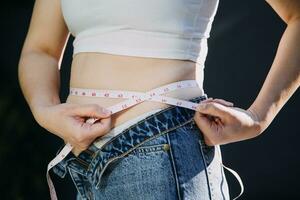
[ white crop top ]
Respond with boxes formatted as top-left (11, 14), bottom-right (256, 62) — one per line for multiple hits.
top-left (60, 0), bottom-right (219, 66)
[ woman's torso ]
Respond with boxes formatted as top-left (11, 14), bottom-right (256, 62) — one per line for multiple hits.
top-left (66, 53), bottom-right (204, 128)
top-left (62, 0), bottom-right (220, 128)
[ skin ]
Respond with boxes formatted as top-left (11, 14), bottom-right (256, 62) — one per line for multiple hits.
top-left (18, 0), bottom-right (300, 156)
top-left (194, 0), bottom-right (300, 146)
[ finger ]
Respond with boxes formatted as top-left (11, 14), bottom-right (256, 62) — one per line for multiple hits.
top-left (203, 133), bottom-right (215, 146)
top-left (200, 99), bottom-right (214, 105)
top-left (214, 117), bottom-right (223, 125)
top-left (212, 98), bottom-right (234, 107)
top-left (194, 112), bottom-right (215, 144)
top-left (71, 104), bottom-right (111, 119)
top-left (196, 102), bottom-right (233, 122)
top-left (88, 117), bottom-right (112, 138)
top-left (202, 98), bottom-right (234, 107)
top-left (70, 117), bottom-right (111, 150)
top-left (85, 117), bottom-right (99, 124)
top-left (194, 112), bottom-right (224, 146)
top-left (201, 97), bottom-right (213, 103)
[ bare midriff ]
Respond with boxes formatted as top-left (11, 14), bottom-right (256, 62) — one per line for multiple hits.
top-left (66, 52), bottom-right (204, 129)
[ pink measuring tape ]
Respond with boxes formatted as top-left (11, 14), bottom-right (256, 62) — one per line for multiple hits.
top-left (46, 80), bottom-right (244, 200)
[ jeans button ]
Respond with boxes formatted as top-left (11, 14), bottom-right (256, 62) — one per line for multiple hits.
top-left (163, 144), bottom-right (170, 151)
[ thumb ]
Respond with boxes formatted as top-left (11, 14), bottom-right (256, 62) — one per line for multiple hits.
top-left (193, 112), bottom-right (216, 146)
top-left (196, 102), bottom-right (233, 122)
top-left (71, 104), bottom-right (111, 119)
top-left (88, 117), bottom-right (112, 138)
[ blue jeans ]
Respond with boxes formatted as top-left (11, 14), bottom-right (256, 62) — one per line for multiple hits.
top-left (53, 96), bottom-right (230, 200)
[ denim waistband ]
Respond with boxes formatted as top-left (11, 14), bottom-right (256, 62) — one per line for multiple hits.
top-left (93, 107), bottom-right (164, 149)
top-left (53, 95), bottom-right (207, 189)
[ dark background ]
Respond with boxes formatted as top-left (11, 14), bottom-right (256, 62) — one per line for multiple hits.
top-left (1, 0), bottom-right (299, 199)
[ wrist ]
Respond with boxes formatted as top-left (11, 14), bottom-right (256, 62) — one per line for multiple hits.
top-left (246, 106), bottom-right (269, 134)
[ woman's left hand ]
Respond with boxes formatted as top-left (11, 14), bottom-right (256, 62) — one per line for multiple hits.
top-left (194, 98), bottom-right (263, 146)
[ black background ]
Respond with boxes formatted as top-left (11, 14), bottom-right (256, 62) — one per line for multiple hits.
top-left (0, 0), bottom-right (299, 199)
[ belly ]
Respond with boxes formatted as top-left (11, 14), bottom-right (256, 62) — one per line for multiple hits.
top-left (66, 52), bottom-right (204, 128)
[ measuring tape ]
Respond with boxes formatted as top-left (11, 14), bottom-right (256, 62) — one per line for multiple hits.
top-left (46, 80), bottom-right (243, 200)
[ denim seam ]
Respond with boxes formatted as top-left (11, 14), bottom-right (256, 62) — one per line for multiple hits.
top-left (134, 143), bottom-right (166, 149)
top-left (94, 96), bottom-right (206, 151)
top-left (198, 140), bottom-right (213, 200)
top-left (88, 106), bottom-right (175, 169)
top-left (68, 103), bottom-right (199, 182)
top-left (76, 157), bottom-right (89, 168)
top-left (165, 132), bottom-right (182, 200)
top-left (86, 97), bottom-right (205, 172)
top-left (130, 143), bottom-right (167, 154)
top-left (93, 105), bottom-right (176, 150)
top-left (94, 117), bottom-right (195, 189)
top-left (59, 95), bottom-right (207, 197)
top-left (68, 162), bottom-right (90, 177)
top-left (77, 105), bottom-right (170, 174)
top-left (85, 149), bottom-right (94, 156)
top-left (54, 157), bottom-right (77, 179)
top-left (68, 167), bottom-right (89, 200)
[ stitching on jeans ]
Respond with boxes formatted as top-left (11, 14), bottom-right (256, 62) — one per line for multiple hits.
top-left (129, 143), bottom-right (167, 155)
top-left (92, 96), bottom-right (204, 153)
top-left (67, 95), bottom-right (208, 197)
top-left (94, 118), bottom-right (195, 189)
top-left (76, 157), bottom-right (89, 168)
top-left (199, 140), bottom-right (213, 200)
top-left (68, 167), bottom-right (88, 200)
top-left (166, 132), bottom-right (182, 200)
top-left (84, 149), bottom-right (94, 156)
top-left (87, 96), bottom-right (205, 171)
top-left (102, 117), bottom-right (194, 162)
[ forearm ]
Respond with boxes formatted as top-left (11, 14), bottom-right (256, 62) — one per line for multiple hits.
top-left (18, 50), bottom-right (61, 122)
top-left (248, 19), bottom-right (300, 131)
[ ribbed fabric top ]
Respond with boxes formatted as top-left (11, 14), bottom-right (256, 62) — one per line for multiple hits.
top-left (61, 0), bottom-right (219, 66)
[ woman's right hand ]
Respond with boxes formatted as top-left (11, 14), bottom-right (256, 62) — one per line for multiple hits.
top-left (33, 103), bottom-right (112, 155)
